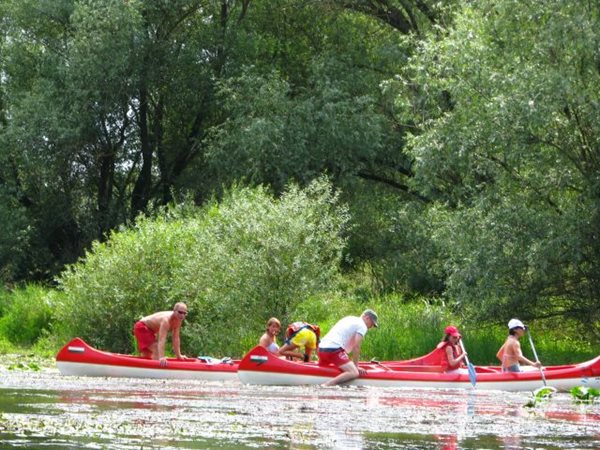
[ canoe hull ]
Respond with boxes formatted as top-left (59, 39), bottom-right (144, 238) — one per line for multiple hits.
top-left (56, 338), bottom-right (238, 381)
top-left (238, 346), bottom-right (600, 392)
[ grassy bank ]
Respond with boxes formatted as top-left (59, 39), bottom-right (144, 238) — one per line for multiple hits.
top-left (0, 284), bottom-right (598, 365)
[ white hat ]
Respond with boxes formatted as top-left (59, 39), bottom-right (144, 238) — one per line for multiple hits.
top-left (508, 318), bottom-right (526, 330)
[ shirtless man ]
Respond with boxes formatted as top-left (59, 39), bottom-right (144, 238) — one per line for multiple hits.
top-left (496, 318), bottom-right (542, 372)
top-left (318, 309), bottom-right (378, 386)
top-left (133, 302), bottom-right (188, 366)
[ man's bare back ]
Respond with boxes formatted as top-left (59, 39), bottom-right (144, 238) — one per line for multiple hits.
top-left (134, 302), bottom-right (188, 366)
top-left (141, 310), bottom-right (180, 333)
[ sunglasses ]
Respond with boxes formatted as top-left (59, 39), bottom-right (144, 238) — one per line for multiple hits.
top-left (177, 310), bottom-right (188, 315)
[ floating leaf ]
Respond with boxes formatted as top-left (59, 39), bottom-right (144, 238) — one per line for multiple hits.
top-left (570, 386), bottom-right (600, 403)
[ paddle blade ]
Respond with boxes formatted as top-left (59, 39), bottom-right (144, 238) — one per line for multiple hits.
top-left (467, 362), bottom-right (477, 387)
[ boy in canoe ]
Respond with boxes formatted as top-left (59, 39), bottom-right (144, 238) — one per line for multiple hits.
top-left (496, 318), bottom-right (542, 372)
top-left (318, 309), bottom-right (378, 386)
top-left (133, 302), bottom-right (188, 366)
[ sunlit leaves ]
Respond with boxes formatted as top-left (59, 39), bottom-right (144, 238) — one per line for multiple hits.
top-left (402, 0), bottom-right (600, 334)
top-left (55, 178), bottom-right (349, 355)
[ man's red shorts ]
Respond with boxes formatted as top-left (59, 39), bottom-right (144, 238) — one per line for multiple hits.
top-left (133, 321), bottom-right (156, 353)
top-left (318, 348), bottom-right (350, 367)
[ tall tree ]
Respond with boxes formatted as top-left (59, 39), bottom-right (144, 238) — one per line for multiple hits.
top-left (0, 0), bottom-right (236, 278)
top-left (401, 0), bottom-right (600, 338)
top-left (0, 0), bottom-right (452, 283)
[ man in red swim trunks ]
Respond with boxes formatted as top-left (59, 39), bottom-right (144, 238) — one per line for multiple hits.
top-left (318, 309), bottom-right (378, 386)
top-left (133, 302), bottom-right (188, 366)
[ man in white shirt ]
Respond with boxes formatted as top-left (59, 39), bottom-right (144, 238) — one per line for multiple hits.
top-left (318, 309), bottom-right (378, 386)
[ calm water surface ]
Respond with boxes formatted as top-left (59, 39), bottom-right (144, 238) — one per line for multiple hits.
top-left (0, 367), bottom-right (599, 449)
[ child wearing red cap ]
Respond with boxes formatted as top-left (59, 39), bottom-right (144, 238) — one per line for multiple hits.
top-left (436, 325), bottom-right (468, 372)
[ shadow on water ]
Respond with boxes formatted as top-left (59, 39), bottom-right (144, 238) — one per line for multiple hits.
top-left (0, 369), bottom-right (599, 449)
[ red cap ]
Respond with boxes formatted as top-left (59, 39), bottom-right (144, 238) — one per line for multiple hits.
top-left (444, 326), bottom-right (461, 337)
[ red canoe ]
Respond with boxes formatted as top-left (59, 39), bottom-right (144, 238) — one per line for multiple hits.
top-left (56, 338), bottom-right (239, 381)
top-left (238, 345), bottom-right (600, 392)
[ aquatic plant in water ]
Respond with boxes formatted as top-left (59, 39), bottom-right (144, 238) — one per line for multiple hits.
top-left (524, 387), bottom-right (556, 408)
top-left (570, 386), bottom-right (600, 403)
top-left (7, 362), bottom-right (41, 371)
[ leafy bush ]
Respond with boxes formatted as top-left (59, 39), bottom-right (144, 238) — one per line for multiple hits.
top-left (0, 335), bottom-right (14, 354)
top-left (343, 183), bottom-right (445, 296)
top-left (288, 292), bottom-right (455, 361)
top-left (55, 178), bottom-right (349, 356)
top-left (0, 284), bottom-right (53, 346)
top-left (360, 297), bottom-right (454, 361)
top-left (400, 0), bottom-right (600, 338)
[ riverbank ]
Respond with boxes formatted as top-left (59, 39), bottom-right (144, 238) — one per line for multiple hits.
top-left (1, 284), bottom-right (598, 365)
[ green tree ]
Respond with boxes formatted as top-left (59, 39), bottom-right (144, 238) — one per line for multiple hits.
top-left (401, 0), bottom-right (600, 339)
top-left (1, 0), bottom-right (447, 289)
top-left (0, 0), bottom-right (242, 280)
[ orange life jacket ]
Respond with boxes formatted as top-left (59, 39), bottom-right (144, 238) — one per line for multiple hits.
top-left (437, 341), bottom-right (463, 371)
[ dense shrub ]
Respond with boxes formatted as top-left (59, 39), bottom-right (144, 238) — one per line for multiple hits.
top-left (288, 292), bottom-right (453, 361)
top-left (54, 178), bottom-right (349, 356)
top-left (359, 297), bottom-right (453, 361)
top-left (0, 284), bottom-right (53, 346)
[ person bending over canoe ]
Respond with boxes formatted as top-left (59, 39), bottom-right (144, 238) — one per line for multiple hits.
top-left (437, 325), bottom-right (468, 372)
top-left (133, 302), bottom-right (188, 367)
top-left (496, 318), bottom-right (542, 372)
top-left (318, 309), bottom-right (378, 386)
top-left (259, 317), bottom-right (281, 354)
top-left (278, 321), bottom-right (320, 362)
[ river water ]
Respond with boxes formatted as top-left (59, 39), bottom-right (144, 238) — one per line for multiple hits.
top-left (0, 367), bottom-right (599, 449)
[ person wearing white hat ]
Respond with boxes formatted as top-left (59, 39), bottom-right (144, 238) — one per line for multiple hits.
top-left (496, 318), bottom-right (542, 372)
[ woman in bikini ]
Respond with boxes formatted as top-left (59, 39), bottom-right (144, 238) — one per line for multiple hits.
top-left (259, 317), bottom-right (281, 354)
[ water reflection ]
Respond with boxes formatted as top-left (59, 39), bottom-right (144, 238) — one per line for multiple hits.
top-left (0, 370), bottom-right (599, 449)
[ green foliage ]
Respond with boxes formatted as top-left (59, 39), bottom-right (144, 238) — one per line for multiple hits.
top-left (343, 182), bottom-right (445, 295)
top-left (1, 0), bottom-right (600, 350)
top-left (204, 66), bottom-right (391, 194)
top-left (0, 0), bottom-right (417, 286)
top-left (31, 332), bottom-right (65, 358)
top-left (0, 0), bottom-right (234, 281)
top-left (0, 284), bottom-right (53, 346)
top-left (525, 387), bottom-right (556, 408)
top-left (7, 361), bottom-right (41, 372)
top-left (55, 178), bottom-right (349, 356)
top-left (0, 188), bottom-right (33, 281)
top-left (361, 297), bottom-right (454, 361)
top-left (0, 336), bottom-right (15, 354)
top-left (570, 386), bottom-right (600, 404)
top-left (399, 0), bottom-right (600, 337)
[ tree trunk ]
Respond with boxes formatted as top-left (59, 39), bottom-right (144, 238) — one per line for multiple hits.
top-left (131, 86), bottom-right (153, 217)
